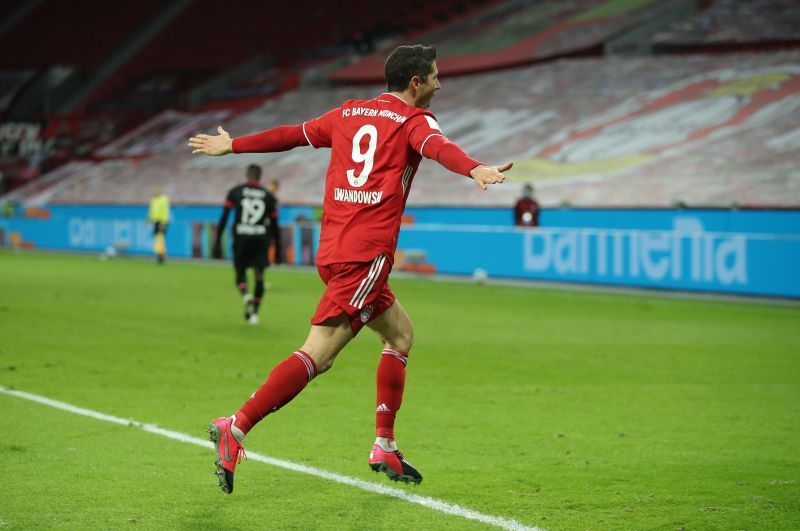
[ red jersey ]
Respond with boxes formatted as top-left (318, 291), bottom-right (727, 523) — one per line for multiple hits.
top-left (303, 93), bottom-right (449, 266)
top-left (514, 197), bottom-right (540, 227)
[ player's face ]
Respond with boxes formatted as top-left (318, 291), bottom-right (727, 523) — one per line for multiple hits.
top-left (417, 61), bottom-right (440, 109)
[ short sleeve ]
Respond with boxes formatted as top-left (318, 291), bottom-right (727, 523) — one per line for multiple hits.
top-left (406, 112), bottom-right (445, 156)
top-left (224, 188), bottom-right (235, 208)
top-left (302, 107), bottom-right (340, 149)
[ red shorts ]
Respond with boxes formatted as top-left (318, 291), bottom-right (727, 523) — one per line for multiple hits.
top-left (312, 254), bottom-right (396, 334)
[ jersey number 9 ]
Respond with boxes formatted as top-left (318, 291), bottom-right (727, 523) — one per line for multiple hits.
top-left (346, 124), bottom-right (377, 188)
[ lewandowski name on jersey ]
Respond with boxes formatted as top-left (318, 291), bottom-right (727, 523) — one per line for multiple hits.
top-left (334, 187), bottom-right (384, 205)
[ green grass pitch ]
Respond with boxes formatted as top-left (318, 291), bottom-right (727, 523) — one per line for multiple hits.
top-left (1, 250), bottom-right (798, 530)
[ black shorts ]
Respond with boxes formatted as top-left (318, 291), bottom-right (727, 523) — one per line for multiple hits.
top-left (153, 222), bottom-right (168, 235)
top-left (233, 236), bottom-right (270, 270)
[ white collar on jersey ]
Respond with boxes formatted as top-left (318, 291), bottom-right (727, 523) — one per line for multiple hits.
top-left (381, 92), bottom-right (411, 105)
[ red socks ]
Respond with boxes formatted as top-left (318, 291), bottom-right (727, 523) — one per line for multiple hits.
top-left (235, 350), bottom-right (317, 435)
top-left (375, 349), bottom-right (408, 439)
top-left (232, 348), bottom-right (408, 440)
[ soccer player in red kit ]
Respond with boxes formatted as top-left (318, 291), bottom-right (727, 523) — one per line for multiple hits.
top-left (189, 44), bottom-right (511, 493)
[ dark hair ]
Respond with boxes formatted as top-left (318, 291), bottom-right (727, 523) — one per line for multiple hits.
top-left (246, 164), bottom-right (262, 181)
top-left (385, 45), bottom-right (437, 92)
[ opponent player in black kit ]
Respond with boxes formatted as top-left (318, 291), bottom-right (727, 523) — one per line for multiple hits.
top-left (213, 164), bottom-right (277, 325)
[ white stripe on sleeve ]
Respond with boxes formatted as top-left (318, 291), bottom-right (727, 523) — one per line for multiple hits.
top-left (302, 122), bottom-right (316, 148)
top-left (419, 133), bottom-right (443, 156)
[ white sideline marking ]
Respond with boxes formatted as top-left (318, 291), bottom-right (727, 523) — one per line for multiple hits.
top-left (0, 385), bottom-right (542, 531)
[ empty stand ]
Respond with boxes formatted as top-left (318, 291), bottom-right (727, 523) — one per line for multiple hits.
top-left (654, 0), bottom-right (800, 49)
top-left (17, 51), bottom-right (799, 209)
top-left (2, 1), bottom-right (799, 211)
top-left (84, 0), bottom-right (498, 111)
top-left (0, 0), bottom-right (164, 70)
top-left (331, 0), bottom-right (673, 82)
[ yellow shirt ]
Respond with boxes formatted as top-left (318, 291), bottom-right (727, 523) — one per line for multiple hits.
top-left (148, 194), bottom-right (170, 224)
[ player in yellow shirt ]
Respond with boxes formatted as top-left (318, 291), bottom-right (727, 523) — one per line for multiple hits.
top-left (148, 189), bottom-right (170, 264)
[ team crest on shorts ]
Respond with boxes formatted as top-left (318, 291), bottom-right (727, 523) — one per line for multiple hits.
top-left (360, 305), bottom-right (374, 323)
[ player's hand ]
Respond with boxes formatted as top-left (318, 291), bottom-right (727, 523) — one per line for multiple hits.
top-left (470, 162), bottom-right (512, 190)
top-left (188, 126), bottom-right (233, 156)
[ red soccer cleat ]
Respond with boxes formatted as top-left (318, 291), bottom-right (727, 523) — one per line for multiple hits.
top-left (207, 417), bottom-right (246, 494)
top-left (369, 444), bottom-right (423, 484)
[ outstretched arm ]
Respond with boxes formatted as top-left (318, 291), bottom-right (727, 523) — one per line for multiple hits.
top-left (188, 125), bottom-right (310, 156)
top-left (422, 134), bottom-right (512, 190)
